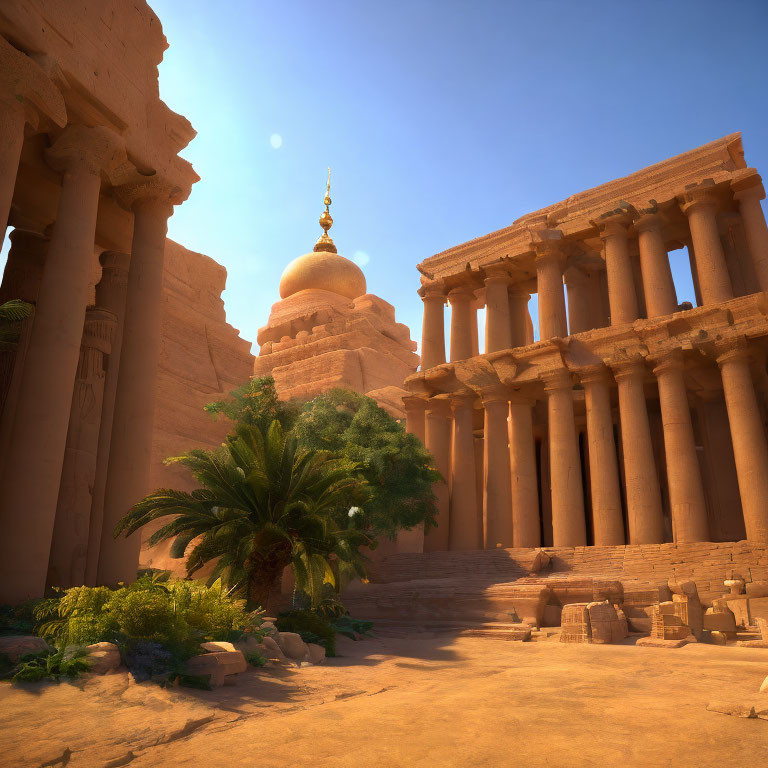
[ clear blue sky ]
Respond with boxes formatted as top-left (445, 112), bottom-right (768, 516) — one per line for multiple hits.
top-left (6, 0), bottom-right (768, 353)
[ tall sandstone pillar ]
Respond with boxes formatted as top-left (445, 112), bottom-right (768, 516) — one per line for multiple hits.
top-left (423, 397), bottom-right (452, 552)
top-left (717, 341), bottom-right (768, 542)
top-left (48, 308), bottom-right (116, 589)
top-left (679, 185), bottom-right (733, 304)
top-left (482, 388), bottom-right (514, 548)
top-left (580, 366), bottom-right (624, 545)
top-left (564, 266), bottom-right (592, 335)
top-left (508, 396), bottom-right (540, 547)
top-left (634, 212), bottom-right (678, 317)
top-left (484, 268), bottom-right (512, 353)
top-left (508, 286), bottom-right (531, 348)
top-left (84, 252), bottom-right (130, 585)
top-left (535, 241), bottom-right (568, 339)
top-left (0, 125), bottom-right (123, 603)
top-left (652, 351), bottom-right (708, 542)
top-left (732, 174), bottom-right (768, 292)
top-left (612, 358), bottom-right (664, 544)
top-left (420, 285), bottom-right (446, 370)
top-left (449, 393), bottom-right (480, 550)
top-left (97, 184), bottom-right (174, 585)
top-left (396, 396), bottom-right (429, 553)
top-left (543, 369), bottom-right (586, 546)
top-left (448, 285), bottom-right (475, 361)
top-left (598, 213), bottom-right (639, 325)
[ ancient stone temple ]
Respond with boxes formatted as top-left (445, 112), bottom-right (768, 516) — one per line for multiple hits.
top-left (253, 173), bottom-right (419, 418)
top-left (402, 133), bottom-right (768, 553)
top-left (0, 2), bottom-right (252, 602)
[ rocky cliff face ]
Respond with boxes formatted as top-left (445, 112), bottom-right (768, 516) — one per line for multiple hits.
top-left (140, 240), bottom-right (254, 571)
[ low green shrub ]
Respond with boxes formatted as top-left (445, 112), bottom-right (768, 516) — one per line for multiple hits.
top-left (0, 603), bottom-right (37, 637)
top-left (245, 651), bottom-right (267, 667)
top-left (332, 615), bottom-right (374, 639)
top-left (11, 648), bottom-right (89, 683)
top-left (276, 610), bottom-right (336, 657)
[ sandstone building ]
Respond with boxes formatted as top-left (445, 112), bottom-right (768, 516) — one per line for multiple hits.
top-left (401, 133), bottom-right (768, 554)
top-left (253, 173), bottom-right (419, 418)
top-left (0, 1), bottom-right (252, 602)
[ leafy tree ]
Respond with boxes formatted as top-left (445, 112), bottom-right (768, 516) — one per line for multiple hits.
top-left (205, 376), bottom-right (299, 432)
top-left (116, 421), bottom-right (372, 611)
top-left (0, 299), bottom-right (33, 351)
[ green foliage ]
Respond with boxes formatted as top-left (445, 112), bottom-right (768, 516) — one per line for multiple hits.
top-left (34, 586), bottom-right (116, 648)
top-left (204, 376), bottom-right (299, 433)
top-left (245, 651), bottom-right (267, 667)
top-left (0, 603), bottom-right (37, 637)
top-left (0, 299), bottom-right (33, 352)
top-left (11, 648), bottom-right (89, 684)
top-left (276, 610), bottom-right (336, 657)
top-left (315, 594), bottom-right (347, 620)
top-left (116, 420), bottom-right (372, 610)
top-left (332, 615), bottom-right (374, 639)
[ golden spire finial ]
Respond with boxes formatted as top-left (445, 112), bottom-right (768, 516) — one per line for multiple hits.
top-left (314, 166), bottom-right (337, 253)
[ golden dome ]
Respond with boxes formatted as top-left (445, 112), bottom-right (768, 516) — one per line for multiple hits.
top-left (279, 251), bottom-right (367, 300)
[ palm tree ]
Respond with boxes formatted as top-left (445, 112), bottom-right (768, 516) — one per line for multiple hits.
top-left (0, 299), bottom-right (33, 351)
top-left (115, 420), bottom-right (372, 612)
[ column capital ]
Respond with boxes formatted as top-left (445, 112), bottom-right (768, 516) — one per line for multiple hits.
top-left (483, 264), bottom-right (514, 287)
top-left (99, 250), bottom-right (131, 275)
top-left (594, 210), bottom-right (633, 239)
top-left (425, 395), bottom-right (453, 417)
top-left (45, 124), bottom-right (127, 180)
top-left (82, 307), bottom-right (118, 356)
top-left (541, 367), bottom-right (574, 392)
top-left (508, 282), bottom-right (531, 298)
top-left (649, 349), bottom-right (685, 376)
top-left (479, 385), bottom-right (509, 406)
top-left (577, 364), bottom-right (613, 386)
top-left (115, 178), bottom-right (180, 215)
top-left (633, 211), bottom-right (664, 234)
top-left (610, 355), bottom-right (647, 381)
top-left (449, 390), bottom-right (477, 410)
top-left (715, 337), bottom-right (752, 367)
top-left (418, 282), bottom-right (447, 300)
top-left (446, 284), bottom-right (476, 302)
top-left (402, 394), bottom-right (430, 414)
top-left (677, 182), bottom-right (720, 216)
top-left (532, 232), bottom-right (567, 266)
top-left (731, 171), bottom-right (765, 202)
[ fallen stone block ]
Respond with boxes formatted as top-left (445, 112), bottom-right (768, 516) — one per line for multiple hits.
top-left (275, 631), bottom-right (310, 661)
top-left (185, 651), bottom-right (247, 687)
top-left (200, 641), bottom-right (236, 653)
top-left (636, 636), bottom-right (695, 649)
top-left (85, 642), bottom-right (121, 674)
top-left (0, 635), bottom-right (50, 663)
top-left (306, 643), bottom-right (326, 664)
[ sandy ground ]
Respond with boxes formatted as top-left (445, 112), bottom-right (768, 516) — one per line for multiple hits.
top-left (1, 632), bottom-right (767, 768)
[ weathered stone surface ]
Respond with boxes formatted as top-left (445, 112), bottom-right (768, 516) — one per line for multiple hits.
top-left (706, 700), bottom-right (757, 718)
top-left (306, 643), bottom-right (326, 665)
top-left (200, 641), bottom-right (236, 654)
top-left (636, 636), bottom-right (694, 649)
top-left (85, 642), bottom-right (121, 674)
top-left (185, 651), bottom-right (247, 687)
top-left (0, 635), bottom-right (50, 662)
top-left (275, 632), bottom-right (309, 661)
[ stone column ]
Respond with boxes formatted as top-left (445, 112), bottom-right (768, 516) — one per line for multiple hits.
top-left (543, 369), bottom-right (586, 546)
top-left (652, 351), bottom-right (708, 543)
top-left (597, 213), bottom-right (639, 325)
top-left (0, 125), bottom-right (123, 603)
top-left (449, 393), bottom-right (480, 550)
top-left (402, 395), bottom-right (428, 444)
top-left (612, 358), bottom-right (664, 544)
top-left (0, 91), bottom-right (26, 242)
top-left (484, 267), bottom-right (512, 353)
top-left (508, 395), bottom-right (540, 547)
top-left (634, 212), bottom-right (678, 317)
top-left (580, 366), bottom-right (624, 545)
top-left (508, 285), bottom-right (531, 348)
top-left (423, 397), bottom-right (452, 552)
top-left (48, 308), bottom-right (116, 589)
top-left (469, 296), bottom-right (480, 357)
top-left (420, 285), bottom-right (446, 370)
top-left (84, 252), bottom-right (130, 585)
top-left (97, 185), bottom-right (175, 585)
top-left (535, 243), bottom-right (568, 339)
top-left (679, 186), bottom-right (734, 304)
top-left (717, 341), bottom-right (768, 542)
top-left (564, 266), bottom-right (592, 335)
top-left (732, 174), bottom-right (768, 292)
top-left (482, 388), bottom-right (514, 548)
top-left (448, 285), bottom-right (475, 361)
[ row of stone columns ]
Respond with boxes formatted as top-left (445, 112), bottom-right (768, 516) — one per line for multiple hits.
top-left (406, 336), bottom-right (768, 549)
top-left (420, 182), bottom-right (768, 372)
top-left (0, 119), bottom-right (176, 602)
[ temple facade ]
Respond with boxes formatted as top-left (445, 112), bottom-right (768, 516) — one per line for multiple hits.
top-left (404, 134), bottom-right (768, 552)
top-left (253, 174), bottom-right (419, 418)
top-left (0, 2), bottom-right (252, 602)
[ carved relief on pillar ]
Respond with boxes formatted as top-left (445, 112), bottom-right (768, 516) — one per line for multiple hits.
top-left (48, 307), bottom-right (117, 589)
top-left (678, 182), bottom-right (734, 305)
